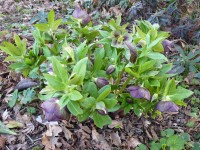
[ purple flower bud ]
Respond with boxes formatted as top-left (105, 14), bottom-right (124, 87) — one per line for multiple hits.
top-left (127, 86), bottom-right (151, 100)
top-left (162, 40), bottom-right (174, 53)
top-left (97, 109), bottom-right (108, 115)
top-left (126, 99), bottom-right (133, 104)
top-left (125, 42), bottom-right (137, 63)
top-left (155, 101), bottom-right (179, 112)
top-left (72, 7), bottom-right (91, 25)
top-left (95, 77), bottom-right (109, 88)
top-left (106, 65), bottom-right (116, 74)
top-left (41, 98), bottom-right (69, 121)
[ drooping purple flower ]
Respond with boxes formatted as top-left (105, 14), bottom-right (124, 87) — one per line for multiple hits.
top-left (41, 98), bottom-right (68, 121)
top-left (155, 101), bottom-right (179, 112)
top-left (162, 40), bottom-right (174, 53)
top-left (95, 77), bottom-right (109, 88)
top-left (106, 65), bottom-right (116, 74)
top-left (72, 7), bottom-right (91, 25)
top-left (124, 42), bottom-right (137, 63)
top-left (127, 86), bottom-right (151, 100)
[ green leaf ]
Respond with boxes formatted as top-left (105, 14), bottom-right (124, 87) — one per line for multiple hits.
top-left (149, 79), bottom-right (160, 87)
top-left (67, 101), bottom-right (83, 116)
top-left (21, 88), bottom-right (36, 104)
top-left (96, 85), bottom-right (111, 101)
top-left (9, 90), bottom-right (18, 108)
top-left (69, 57), bottom-right (88, 85)
top-left (1, 42), bottom-right (21, 56)
top-left (81, 97), bottom-right (96, 109)
top-left (0, 46), bottom-right (13, 56)
top-left (14, 34), bottom-right (26, 55)
top-left (148, 37), bottom-right (164, 49)
top-left (83, 82), bottom-right (98, 98)
top-left (125, 67), bottom-right (140, 78)
top-left (0, 122), bottom-right (17, 135)
top-left (78, 109), bottom-right (91, 122)
top-left (5, 56), bottom-right (23, 62)
top-left (99, 30), bottom-right (110, 38)
top-left (94, 48), bottom-right (104, 72)
top-left (75, 41), bottom-right (88, 60)
top-left (162, 79), bottom-right (176, 97)
top-left (148, 52), bottom-right (167, 61)
top-left (58, 94), bottom-right (69, 108)
top-left (51, 57), bottom-right (68, 83)
top-left (35, 23), bottom-right (49, 32)
top-left (161, 129), bottom-right (174, 137)
top-left (62, 42), bottom-right (75, 61)
top-left (96, 101), bottom-right (106, 110)
top-left (103, 98), bottom-right (118, 109)
top-left (159, 64), bottom-right (172, 74)
top-left (43, 74), bottom-right (66, 91)
top-left (139, 60), bottom-right (157, 74)
top-left (92, 111), bottom-right (112, 129)
top-left (192, 142), bottom-right (200, 150)
top-left (179, 133), bottom-right (190, 142)
top-left (69, 90), bottom-right (83, 101)
top-left (169, 87), bottom-right (193, 101)
top-left (152, 43), bottom-right (164, 52)
top-left (166, 135), bottom-right (185, 150)
top-left (135, 144), bottom-right (147, 150)
top-left (52, 19), bottom-right (62, 31)
top-left (150, 141), bottom-right (162, 150)
top-left (48, 10), bottom-right (55, 27)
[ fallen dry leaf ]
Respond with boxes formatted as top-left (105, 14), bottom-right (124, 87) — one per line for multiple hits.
top-left (6, 120), bottom-right (24, 129)
top-left (109, 6), bottom-right (122, 16)
top-left (128, 137), bottom-right (141, 148)
top-left (111, 131), bottom-right (121, 146)
top-left (108, 120), bottom-right (123, 129)
top-left (45, 124), bottom-right (62, 137)
top-left (92, 128), bottom-right (111, 150)
top-left (0, 136), bottom-right (6, 150)
top-left (42, 134), bottom-right (62, 150)
top-left (2, 109), bottom-right (10, 121)
top-left (22, 123), bottom-right (35, 134)
top-left (150, 126), bottom-right (159, 140)
top-left (62, 127), bottom-right (72, 141)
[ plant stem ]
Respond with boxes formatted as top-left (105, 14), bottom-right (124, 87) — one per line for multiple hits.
top-left (116, 68), bottom-right (124, 86)
top-left (117, 76), bottom-right (132, 95)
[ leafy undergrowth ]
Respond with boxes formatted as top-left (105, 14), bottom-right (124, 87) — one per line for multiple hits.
top-left (0, 0), bottom-right (199, 150)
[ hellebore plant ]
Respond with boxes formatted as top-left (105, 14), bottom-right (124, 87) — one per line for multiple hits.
top-left (1, 10), bottom-right (193, 128)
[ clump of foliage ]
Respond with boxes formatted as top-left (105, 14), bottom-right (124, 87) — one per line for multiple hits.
top-left (137, 129), bottom-right (200, 150)
top-left (0, 9), bottom-right (193, 128)
top-left (169, 44), bottom-right (200, 78)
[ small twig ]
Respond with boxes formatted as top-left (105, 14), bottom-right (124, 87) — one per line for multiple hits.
top-left (24, 133), bottom-right (34, 143)
top-left (6, 146), bottom-right (11, 150)
top-left (33, 137), bottom-right (42, 142)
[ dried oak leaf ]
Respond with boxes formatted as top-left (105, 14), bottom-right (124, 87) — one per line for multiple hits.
top-left (128, 137), bottom-right (141, 149)
top-left (0, 136), bottom-right (6, 150)
top-left (111, 131), bottom-right (121, 146)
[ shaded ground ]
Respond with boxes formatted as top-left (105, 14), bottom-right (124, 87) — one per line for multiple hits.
top-left (0, 0), bottom-right (199, 149)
